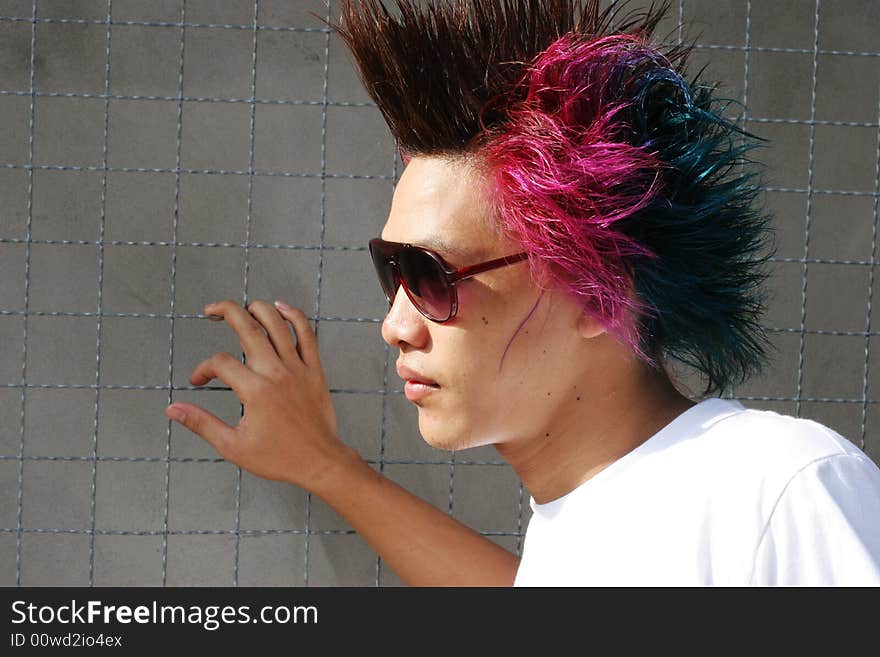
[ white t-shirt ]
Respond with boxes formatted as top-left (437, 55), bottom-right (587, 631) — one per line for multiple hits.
top-left (514, 397), bottom-right (880, 586)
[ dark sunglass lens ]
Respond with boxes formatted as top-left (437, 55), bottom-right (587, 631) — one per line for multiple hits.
top-left (396, 249), bottom-right (453, 321)
top-left (370, 246), bottom-right (398, 305)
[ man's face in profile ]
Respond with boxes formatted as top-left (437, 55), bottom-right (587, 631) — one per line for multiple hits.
top-left (379, 156), bottom-right (609, 452)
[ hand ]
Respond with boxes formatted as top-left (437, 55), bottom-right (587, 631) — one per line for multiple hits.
top-left (164, 299), bottom-right (349, 491)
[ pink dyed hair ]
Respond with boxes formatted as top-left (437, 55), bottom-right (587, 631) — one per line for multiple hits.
top-left (479, 32), bottom-right (674, 366)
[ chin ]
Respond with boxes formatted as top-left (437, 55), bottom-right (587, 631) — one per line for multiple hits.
top-left (417, 414), bottom-right (472, 452)
top-left (417, 413), bottom-right (497, 452)
top-left (418, 429), bottom-right (461, 452)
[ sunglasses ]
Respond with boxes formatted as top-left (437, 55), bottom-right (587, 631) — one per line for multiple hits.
top-left (368, 238), bottom-right (529, 323)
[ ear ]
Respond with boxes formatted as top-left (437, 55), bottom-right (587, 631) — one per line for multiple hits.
top-left (576, 310), bottom-right (607, 339)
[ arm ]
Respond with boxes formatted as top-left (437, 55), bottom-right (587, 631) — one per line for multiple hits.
top-left (164, 299), bottom-right (519, 587)
top-left (316, 447), bottom-right (519, 586)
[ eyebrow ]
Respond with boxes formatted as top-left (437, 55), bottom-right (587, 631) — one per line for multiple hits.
top-left (413, 236), bottom-right (482, 262)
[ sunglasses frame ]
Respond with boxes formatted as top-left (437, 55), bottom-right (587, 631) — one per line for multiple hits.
top-left (368, 238), bottom-right (529, 323)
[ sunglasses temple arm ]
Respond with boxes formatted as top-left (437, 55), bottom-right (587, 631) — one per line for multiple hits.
top-left (449, 252), bottom-right (529, 284)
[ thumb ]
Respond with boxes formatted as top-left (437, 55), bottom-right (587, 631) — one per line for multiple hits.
top-left (165, 403), bottom-right (234, 454)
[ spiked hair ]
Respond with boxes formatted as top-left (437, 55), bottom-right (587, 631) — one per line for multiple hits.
top-left (324, 0), bottom-right (778, 397)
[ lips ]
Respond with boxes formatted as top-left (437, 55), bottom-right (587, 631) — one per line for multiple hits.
top-left (396, 363), bottom-right (440, 387)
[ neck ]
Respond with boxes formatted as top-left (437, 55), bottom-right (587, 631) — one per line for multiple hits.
top-left (494, 360), bottom-right (696, 505)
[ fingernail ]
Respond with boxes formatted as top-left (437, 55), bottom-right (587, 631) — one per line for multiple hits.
top-left (274, 300), bottom-right (291, 311)
top-left (167, 406), bottom-right (187, 423)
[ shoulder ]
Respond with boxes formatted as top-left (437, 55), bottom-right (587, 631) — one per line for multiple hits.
top-left (715, 404), bottom-right (859, 456)
top-left (677, 403), bottom-right (880, 536)
top-left (693, 403), bottom-right (871, 488)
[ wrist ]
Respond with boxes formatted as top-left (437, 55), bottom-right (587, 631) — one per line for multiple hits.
top-left (303, 442), bottom-right (368, 498)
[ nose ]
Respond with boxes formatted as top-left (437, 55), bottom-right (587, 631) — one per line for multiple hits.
top-left (380, 284), bottom-right (430, 349)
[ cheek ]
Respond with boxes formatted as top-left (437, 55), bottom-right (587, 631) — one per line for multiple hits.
top-left (451, 276), bottom-right (550, 381)
top-left (444, 324), bottom-right (541, 402)
top-left (455, 278), bottom-right (520, 337)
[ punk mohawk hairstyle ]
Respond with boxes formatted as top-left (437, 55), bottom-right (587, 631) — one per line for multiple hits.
top-left (324, 0), bottom-right (778, 397)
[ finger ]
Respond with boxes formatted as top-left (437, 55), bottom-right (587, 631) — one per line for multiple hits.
top-left (273, 301), bottom-right (322, 370)
top-left (165, 402), bottom-right (237, 458)
top-left (244, 300), bottom-right (303, 371)
top-left (204, 300), bottom-right (279, 374)
top-left (190, 351), bottom-right (261, 400)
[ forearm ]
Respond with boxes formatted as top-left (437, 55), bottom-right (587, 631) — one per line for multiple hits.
top-left (311, 446), bottom-right (521, 587)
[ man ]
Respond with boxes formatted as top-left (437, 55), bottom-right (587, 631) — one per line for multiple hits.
top-left (164, 1), bottom-right (880, 585)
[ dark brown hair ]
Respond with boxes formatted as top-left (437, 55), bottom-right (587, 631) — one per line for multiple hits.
top-left (320, 0), bottom-right (684, 157)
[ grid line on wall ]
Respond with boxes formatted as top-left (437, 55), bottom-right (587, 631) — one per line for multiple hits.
top-left (227, 0), bottom-right (262, 588)
top-left (298, 0), bottom-right (334, 587)
top-left (728, 0), bottom-right (752, 406)
top-left (3, 385), bottom-right (876, 403)
top-left (1, 527), bottom-right (523, 538)
top-left (3, 163), bottom-right (878, 192)
top-left (2, 13), bottom-right (880, 58)
top-left (2, 90), bottom-right (879, 131)
top-left (793, 0), bottom-right (822, 420)
top-left (863, 59), bottom-right (880, 452)
top-left (84, 0), bottom-right (113, 588)
top-left (0, 164), bottom-right (399, 179)
top-left (159, 0), bottom-right (188, 588)
top-left (0, 15), bottom-right (331, 32)
top-left (0, 89), bottom-right (377, 107)
top-left (373, 131), bottom-right (398, 584)
top-left (0, 456), bottom-right (523, 466)
top-left (0, 239), bottom-right (877, 265)
top-left (13, 0), bottom-right (38, 589)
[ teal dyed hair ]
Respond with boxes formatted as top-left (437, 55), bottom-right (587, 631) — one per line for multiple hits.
top-left (621, 67), bottom-right (779, 396)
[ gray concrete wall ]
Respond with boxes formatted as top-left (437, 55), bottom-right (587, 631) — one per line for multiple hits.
top-left (1, 0), bottom-right (878, 585)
